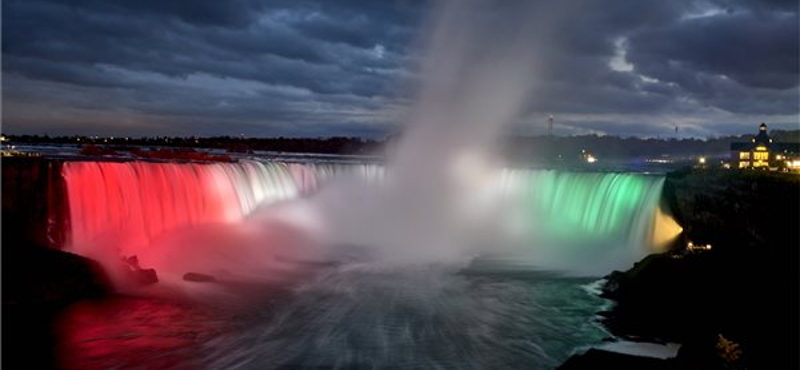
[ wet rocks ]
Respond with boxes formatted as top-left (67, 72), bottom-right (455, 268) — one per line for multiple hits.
top-left (183, 272), bottom-right (216, 282)
top-left (122, 255), bottom-right (159, 285)
top-left (3, 243), bottom-right (111, 306)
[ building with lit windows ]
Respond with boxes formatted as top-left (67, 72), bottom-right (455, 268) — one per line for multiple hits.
top-left (731, 123), bottom-right (800, 170)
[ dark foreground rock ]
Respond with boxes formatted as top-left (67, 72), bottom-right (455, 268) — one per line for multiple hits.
top-left (601, 249), bottom-right (798, 369)
top-left (2, 242), bottom-right (113, 370)
top-left (556, 349), bottom-right (673, 370)
top-left (3, 244), bottom-right (112, 305)
top-left (597, 169), bottom-right (799, 370)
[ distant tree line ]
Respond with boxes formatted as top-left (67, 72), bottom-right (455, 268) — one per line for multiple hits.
top-left (3, 135), bottom-right (384, 155)
top-left (502, 130), bottom-right (800, 163)
top-left (3, 130), bottom-right (798, 159)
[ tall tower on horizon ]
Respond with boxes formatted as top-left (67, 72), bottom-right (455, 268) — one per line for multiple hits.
top-left (548, 115), bottom-right (554, 136)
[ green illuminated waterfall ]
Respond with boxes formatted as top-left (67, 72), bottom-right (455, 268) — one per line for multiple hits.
top-left (500, 169), bottom-right (666, 248)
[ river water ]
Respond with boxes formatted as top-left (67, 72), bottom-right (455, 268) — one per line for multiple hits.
top-left (56, 260), bottom-right (609, 370)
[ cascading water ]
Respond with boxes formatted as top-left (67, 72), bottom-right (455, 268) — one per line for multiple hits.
top-left (490, 169), bottom-right (676, 274)
top-left (499, 170), bottom-right (668, 245)
top-left (62, 159), bottom-right (678, 276)
top-left (288, 162), bottom-right (386, 196)
top-left (63, 160), bottom-right (300, 259)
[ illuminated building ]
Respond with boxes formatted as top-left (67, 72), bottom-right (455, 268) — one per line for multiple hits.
top-left (730, 123), bottom-right (800, 170)
top-left (580, 149), bottom-right (597, 164)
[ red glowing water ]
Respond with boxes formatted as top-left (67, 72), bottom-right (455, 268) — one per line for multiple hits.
top-left (62, 161), bottom-right (299, 258)
top-left (56, 298), bottom-right (215, 370)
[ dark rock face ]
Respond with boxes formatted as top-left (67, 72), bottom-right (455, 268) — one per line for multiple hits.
top-left (2, 244), bottom-right (112, 305)
top-left (601, 169), bottom-right (800, 370)
top-left (663, 168), bottom-right (800, 251)
top-left (2, 158), bottom-right (111, 370)
top-left (2, 242), bottom-right (113, 370)
top-left (602, 250), bottom-right (797, 369)
top-left (2, 157), bottom-right (70, 249)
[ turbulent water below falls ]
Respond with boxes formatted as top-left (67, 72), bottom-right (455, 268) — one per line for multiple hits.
top-left (56, 160), bottom-right (674, 369)
top-left (57, 261), bottom-right (609, 370)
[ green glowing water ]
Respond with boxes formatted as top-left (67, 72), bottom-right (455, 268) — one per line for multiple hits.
top-left (501, 170), bottom-right (665, 247)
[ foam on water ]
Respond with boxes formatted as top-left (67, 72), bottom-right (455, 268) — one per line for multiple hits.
top-left (201, 263), bottom-right (609, 370)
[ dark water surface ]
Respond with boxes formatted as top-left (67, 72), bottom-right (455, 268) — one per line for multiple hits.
top-left (55, 262), bottom-right (609, 370)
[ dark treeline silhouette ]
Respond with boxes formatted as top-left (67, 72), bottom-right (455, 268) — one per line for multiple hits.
top-left (503, 130), bottom-right (800, 162)
top-left (4, 135), bottom-right (383, 156)
top-left (4, 130), bottom-right (798, 159)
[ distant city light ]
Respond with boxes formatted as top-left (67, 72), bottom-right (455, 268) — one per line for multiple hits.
top-left (645, 158), bottom-right (672, 164)
top-left (687, 241), bottom-right (712, 251)
top-left (698, 156), bottom-right (706, 165)
top-left (586, 155), bottom-right (597, 163)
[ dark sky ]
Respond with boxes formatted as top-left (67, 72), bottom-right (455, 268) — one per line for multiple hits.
top-left (2, 0), bottom-right (798, 138)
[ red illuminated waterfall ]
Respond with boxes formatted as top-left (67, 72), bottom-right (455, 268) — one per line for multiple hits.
top-left (63, 161), bottom-right (300, 256)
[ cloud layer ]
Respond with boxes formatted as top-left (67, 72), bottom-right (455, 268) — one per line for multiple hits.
top-left (3, 0), bottom-right (798, 137)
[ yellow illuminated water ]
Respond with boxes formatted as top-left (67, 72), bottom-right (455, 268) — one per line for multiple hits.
top-left (651, 205), bottom-right (683, 251)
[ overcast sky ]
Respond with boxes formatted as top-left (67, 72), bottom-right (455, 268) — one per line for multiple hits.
top-left (2, 0), bottom-right (798, 138)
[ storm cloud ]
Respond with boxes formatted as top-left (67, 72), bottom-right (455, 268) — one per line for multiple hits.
top-left (2, 0), bottom-right (798, 137)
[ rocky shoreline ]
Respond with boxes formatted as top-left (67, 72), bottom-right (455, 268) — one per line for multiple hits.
top-left (559, 168), bottom-right (800, 369)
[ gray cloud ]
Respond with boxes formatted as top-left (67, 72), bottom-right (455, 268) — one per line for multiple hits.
top-left (629, 11), bottom-right (798, 89)
top-left (2, 0), bottom-right (797, 137)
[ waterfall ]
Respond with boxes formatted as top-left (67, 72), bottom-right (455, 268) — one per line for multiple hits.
top-left (497, 169), bottom-right (671, 260)
top-left (288, 162), bottom-right (385, 195)
top-left (61, 160), bottom-right (677, 271)
top-left (62, 160), bottom-right (300, 256)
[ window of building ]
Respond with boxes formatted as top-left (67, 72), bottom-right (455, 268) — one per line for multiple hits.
top-left (754, 151), bottom-right (768, 160)
top-left (739, 152), bottom-right (750, 160)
